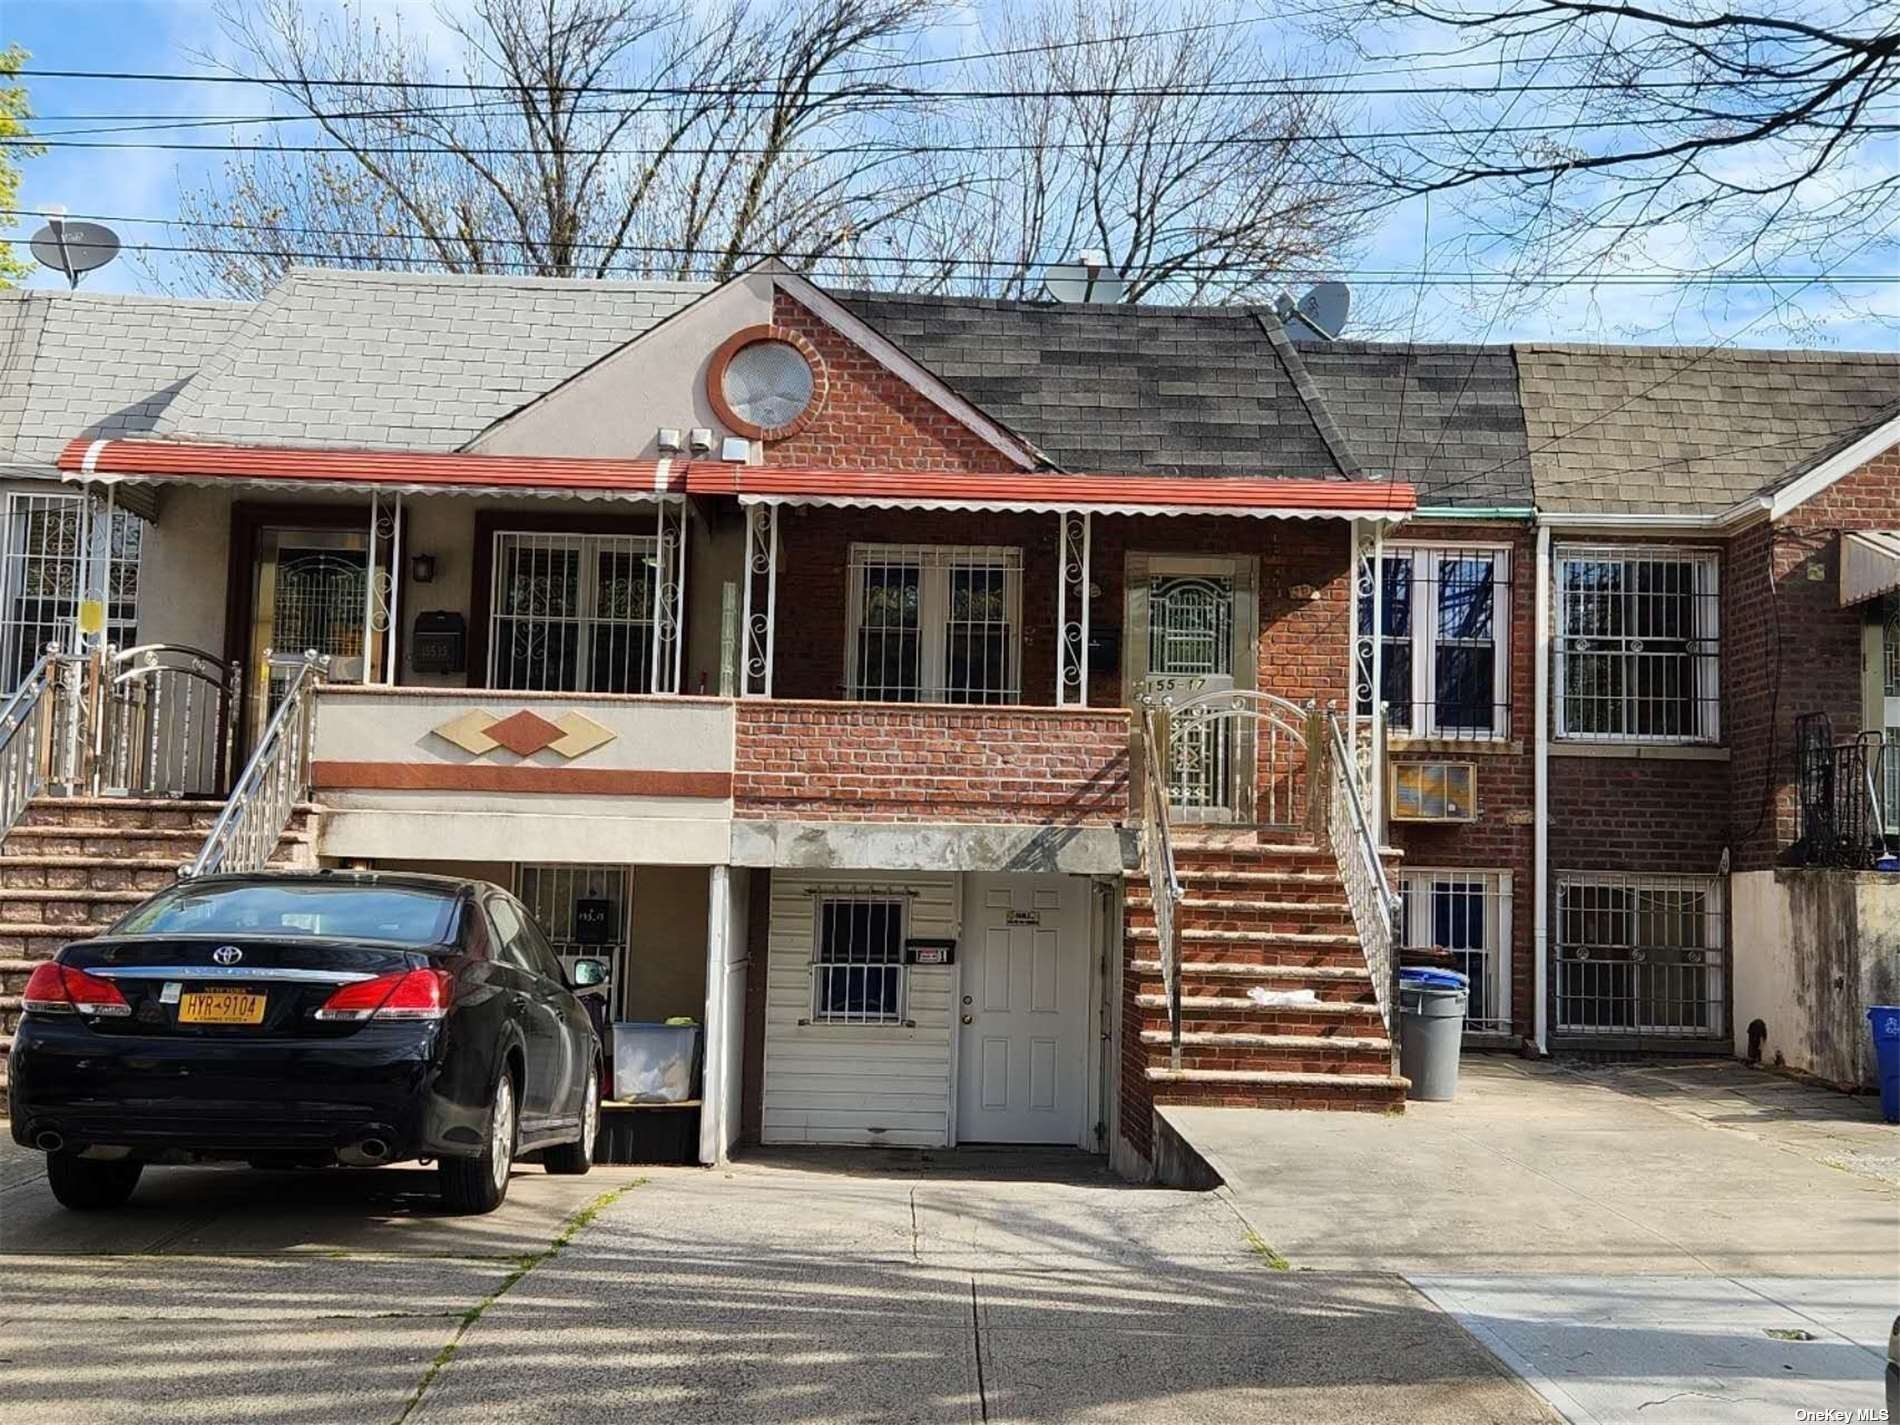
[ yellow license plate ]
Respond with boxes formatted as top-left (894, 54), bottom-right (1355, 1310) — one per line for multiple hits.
top-left (177, 990), bottom-right (267, 1025)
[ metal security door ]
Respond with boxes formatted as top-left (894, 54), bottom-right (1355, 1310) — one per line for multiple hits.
top-left (956, 876), bottom-right (1089, 1145)
top-left (1131, 559), bottom-right (1254, 821)
top-left (250, 529), bottom-right (372, 737)
top-left (517, 864), bottom-right (629, 1013)
top-left (1883, 601), bottom-right (1899, 833)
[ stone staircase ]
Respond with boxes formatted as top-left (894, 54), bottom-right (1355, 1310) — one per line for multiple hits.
top-left (1126, 832), bottom-right (1407, 1113)
top-left (0, 798), bottom-right (321, 1112)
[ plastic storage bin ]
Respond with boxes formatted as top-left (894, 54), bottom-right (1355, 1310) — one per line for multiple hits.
top-left (611, 1021), bottom-right (702, 1104)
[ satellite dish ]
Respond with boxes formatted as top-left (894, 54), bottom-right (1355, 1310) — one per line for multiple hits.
top-left (1041, 255), bottom-right (1127, 305)
top-left (1283, 281), bottom-right (1351, 342)
top-left (30, 218), bottom-right (122, 289)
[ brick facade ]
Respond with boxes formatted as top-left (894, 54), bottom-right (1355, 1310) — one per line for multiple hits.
top-left (732, 700), bottom-right (1132, 824)
top-left (1727, 452), bottom-right (1900, 872)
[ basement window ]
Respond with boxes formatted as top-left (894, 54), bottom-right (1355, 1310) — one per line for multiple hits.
top-left (847, 544), bottom-right (1022, 704)
top-left (810, 896), bottom-right (907, 1025)
top-left (1397, 870), bottom-right (1511, 1035)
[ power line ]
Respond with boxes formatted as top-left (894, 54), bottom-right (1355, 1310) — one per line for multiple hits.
top-left (13, 65), bottom-right (1853, 100)
top-left (15, 228), bottom-right (1893, 289)
top-left (24, 114), bottom-right (1894, 158)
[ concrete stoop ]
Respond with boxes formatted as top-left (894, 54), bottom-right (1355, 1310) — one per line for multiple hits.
top-left (0, 797), bottom-right (322, 1113)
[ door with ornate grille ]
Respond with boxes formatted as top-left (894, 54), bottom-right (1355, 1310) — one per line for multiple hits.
top-left (248, 527), bottom-right (375, 734)
top-left (1126, 555), bottom-right (1257, 821)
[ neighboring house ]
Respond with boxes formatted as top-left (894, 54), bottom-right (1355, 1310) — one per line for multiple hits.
top-left (0, 267), bottom-right (1892, 1182)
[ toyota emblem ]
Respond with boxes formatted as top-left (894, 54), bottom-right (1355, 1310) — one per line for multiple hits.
top-left (211, 946), bottom-right (244, 966)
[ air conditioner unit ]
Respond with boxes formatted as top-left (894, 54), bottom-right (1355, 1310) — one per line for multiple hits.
top-left (1390, 761), bottom-right (1477, 822)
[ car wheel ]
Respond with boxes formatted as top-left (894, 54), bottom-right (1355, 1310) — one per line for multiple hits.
top-left (439, 1072), bottom-right (516, 1215)
top-left (46, 1153), bottom-right (143, 1211)
top-left (543, 1064), bottom-right (599, 1176)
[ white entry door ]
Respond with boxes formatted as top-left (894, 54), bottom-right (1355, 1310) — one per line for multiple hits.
top-left (956, 875), bottom-right (1091, 1145)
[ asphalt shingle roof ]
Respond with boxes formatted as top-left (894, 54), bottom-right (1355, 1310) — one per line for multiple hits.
top-left (835, 291), bottom-right (1350, 479)
top-left (155, 266), bottom-right (710, 452)
top-left (0, 290), bottom-right (250, 470)
top-left (835, 290), bottom-right (1536, 507)
top-left (1516, 344), bottom-right (1900, 516)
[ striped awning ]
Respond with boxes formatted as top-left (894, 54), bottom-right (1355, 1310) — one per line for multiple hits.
top-left (1841, 530), bottom-right (1900, 606)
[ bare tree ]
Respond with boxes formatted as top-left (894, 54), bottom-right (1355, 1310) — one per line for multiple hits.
top-left (892, 0), bottom-right (1375, 304)
top-left (1332, 0), bottom-right (1900, 328)
top-left (167, 0), bottom-right (949, 298)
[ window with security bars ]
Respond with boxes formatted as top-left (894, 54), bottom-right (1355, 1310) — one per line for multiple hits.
top-left (847, 545), bottom-right (1021, 704)
top-left (516, 864), bottom-right (628, 1007)
top-left (1554, 873), bottom-right (1724, 1037)
top-left (1398, 871), bottom-right (1511, 1034)
top-left (489, 531), bottom-right (659, 693)
top-left (1358, 547), bottom-right (1510, 738)
top-left (1556, 548), bottom-right (1721, 742)
top-left (0, 494), bottom-right (143, 683)
top-left (811, 896), bottom-right (907, 1024)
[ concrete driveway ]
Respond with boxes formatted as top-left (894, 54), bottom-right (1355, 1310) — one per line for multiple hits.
top-left (0, 1142), bottom-right (1556, 1424)
top-left (1164, 1056), bottom-right (1899, 1425)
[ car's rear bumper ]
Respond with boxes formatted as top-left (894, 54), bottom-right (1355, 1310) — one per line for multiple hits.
top-left (7, 1018), bottom-right (477, 1162)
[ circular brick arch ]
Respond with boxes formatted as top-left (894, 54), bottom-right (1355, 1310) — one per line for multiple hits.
top-left (706, 324), bottom-right (829, 442)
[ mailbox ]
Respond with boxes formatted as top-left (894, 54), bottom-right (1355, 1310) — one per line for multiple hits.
top-left (411, 611), bottom-right (466, 675)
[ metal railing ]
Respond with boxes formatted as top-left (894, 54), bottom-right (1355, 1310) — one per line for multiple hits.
top-left (1137, 703), bottom-right (1185, 1071)
top-left (1326, 710), bottom-right (1401, 1045)
top-left (0, 650), bottom-right (59, 843)
top-left (1794, 713), bottom-right (1890, 869)
top-left (185, 651), bottom-right (326, 879)
top-left (98, 644), bottom-right (241, 799)
top-left (1139, 681), bottom-right (1314, 825)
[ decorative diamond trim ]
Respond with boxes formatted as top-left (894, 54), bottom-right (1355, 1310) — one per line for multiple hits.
top-left (428, 708), bottom-right (619, 761)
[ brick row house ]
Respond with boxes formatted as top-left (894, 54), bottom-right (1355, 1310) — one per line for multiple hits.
top-left (0, 265), bottom-right (1893, 1180)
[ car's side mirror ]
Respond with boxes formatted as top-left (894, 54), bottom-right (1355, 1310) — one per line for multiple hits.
top-left (568, 957), bottom-right (609, 989)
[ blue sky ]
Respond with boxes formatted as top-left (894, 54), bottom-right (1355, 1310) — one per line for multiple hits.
top-left (7, 0), bottom-right (1896, 351)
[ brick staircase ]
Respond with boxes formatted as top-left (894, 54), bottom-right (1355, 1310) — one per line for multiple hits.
top-left (1127, 831), bottom-right (1407, 1112)
top-left (0, 798), bottom-right (321, 1112)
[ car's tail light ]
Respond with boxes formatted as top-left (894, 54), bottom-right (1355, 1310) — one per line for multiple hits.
top-left (315, 968), bottom-right (452, 1022)
top-left (21, 962), bottom-right (131, 1017)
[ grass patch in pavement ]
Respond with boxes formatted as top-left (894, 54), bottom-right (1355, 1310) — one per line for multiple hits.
top-left (393, 1179), bottom-right (644, 1424)
top-left (1243, 1230), bottom-right (1291, 1271)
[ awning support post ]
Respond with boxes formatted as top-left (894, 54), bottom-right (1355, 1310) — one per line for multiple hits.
top-left (740, 503), bottom-right (778, 698)
top-left (1057, 510), bottom-right (1091, 706)
top-left (650, 495), bottom-right (686, 694)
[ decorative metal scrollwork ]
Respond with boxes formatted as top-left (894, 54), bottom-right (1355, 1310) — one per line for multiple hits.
top-left (740, 503), bottom-right (778, 697)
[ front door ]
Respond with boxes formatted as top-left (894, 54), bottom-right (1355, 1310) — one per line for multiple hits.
top-left (955, 875), bottom-right (1091, 1146)
top-left (248, 527), bottom-right (377, 736)
top-left (1126, 554), bottom-right (1257, 821)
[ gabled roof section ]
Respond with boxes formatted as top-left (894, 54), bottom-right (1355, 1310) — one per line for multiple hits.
top-left (0, 289), bottom-right (249, 471)
top-left (155, 266), bottom-right (709, 453)
top-left (832, 289), bottom-right (1351, 480)
top-left (1518, 343), bottom-right (1900, 517)
top-left (1755, 397), bottom-right (1900, 516)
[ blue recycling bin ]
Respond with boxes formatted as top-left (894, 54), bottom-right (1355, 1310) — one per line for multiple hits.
top-left (1869, 1006), bottom-right (1900, 1124)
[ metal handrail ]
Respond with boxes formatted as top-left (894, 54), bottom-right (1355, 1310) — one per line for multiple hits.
top-left (0, 650), bottom-right (59, 844)
top-left (1326, 709), bottom-right (1401, 1042)
top-left (185, 651), bottom-right (326, 879)
top-left (1138, 704), bottom-right (1186, 1071)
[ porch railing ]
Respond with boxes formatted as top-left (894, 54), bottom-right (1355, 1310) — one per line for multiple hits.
top-left (1325, 709), bottom-right (1401, 1045)
top-left (98, 644), bottom-right (241, 799)
top-left (1137, 703), bottom-right (1185, 1071)
top-left (1794, 713), bottom-right (1890, 869)
top-left (186, 651), bottom-right (326, 879)
top-left (0, 650), bottom-right (59, 843)
top-left (1140, 681), bottom-right (1314, 826)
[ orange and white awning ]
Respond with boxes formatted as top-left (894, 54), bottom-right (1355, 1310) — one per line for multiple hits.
top-left (57, 438), bottom-right (1415, 520)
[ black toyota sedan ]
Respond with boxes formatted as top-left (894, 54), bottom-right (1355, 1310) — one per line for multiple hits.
top-left (9, 871), bottom-right (603, 1215)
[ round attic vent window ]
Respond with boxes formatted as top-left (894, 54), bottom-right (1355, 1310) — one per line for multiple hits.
top-left (721, 339), bottom-right (814, 433)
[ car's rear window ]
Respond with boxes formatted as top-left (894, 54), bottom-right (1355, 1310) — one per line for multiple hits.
top-left (115, 882), bottom-right (459, 945)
